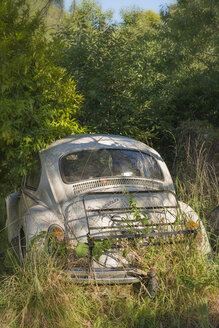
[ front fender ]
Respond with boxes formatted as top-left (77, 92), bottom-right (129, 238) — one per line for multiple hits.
top-left (22, 205), bottom-right (64, 245)
top-left (178, 201), bottom-right (211, 254)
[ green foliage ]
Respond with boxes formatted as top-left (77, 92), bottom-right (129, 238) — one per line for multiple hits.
top-left (174, 132), bottom-right (218, 218)
top-left (0, 2), bottom-right (218, 326)
top-left (128, 194), bottom-right (150, 227)
top-left (0, 228), bottom-right (218, 328)
top-left (55, 1), bottom-right (160, 142)
top-left (156, 0), bottom-right (219, 130)
top-left (0, 0), bottom-right (84, 196)
top-left (75, 242), bottom-right (89, 258)
top-left (121, 8), bottom-right (160, 27)
top-left (27, 0), bottom-right (67, 35)
top-left (31, 231), bottom-right (69, 257)
top-left (54, 0), bottom-right (218, 158)
top-left (0, 0), bottom-right (217, 196)
top-left (92, 239), bottom-right (114, 260)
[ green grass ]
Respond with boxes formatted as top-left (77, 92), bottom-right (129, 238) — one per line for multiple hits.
top-left (0, 236), bottom-right (218, 328)
top-left (0, 139), bottom-right (218, 328)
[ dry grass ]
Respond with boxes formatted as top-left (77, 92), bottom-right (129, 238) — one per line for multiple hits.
top-left (0, 137), bottom-right (218, 328)
top-left (0, 233), bottom-right (218, 328)
top-left (174, 136), bottom-right (218, 217)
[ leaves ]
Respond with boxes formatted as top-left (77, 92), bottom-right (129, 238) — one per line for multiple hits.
top-left (0, 0), bottom-right (84, 196)
top-left (92, 240), bottom-right (114, 260)
top-left (55, 0), bottom-right (218, 159)
top-left (75, 242), bottom-right (89, 258)
top-left (0, 0), bottom-right (218, 195)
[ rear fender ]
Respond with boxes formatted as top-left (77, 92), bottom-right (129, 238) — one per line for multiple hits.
top-left (5, 192), bottom-right (21, 242)
top-left (22, 205), bottom-right (64, 246)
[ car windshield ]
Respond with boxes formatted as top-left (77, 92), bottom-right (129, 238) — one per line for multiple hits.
top-left (61, 149), bottom-right (163, 183)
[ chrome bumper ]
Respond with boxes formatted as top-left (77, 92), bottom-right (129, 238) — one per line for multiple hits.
top-left (64, 268), bottom-right (141, 284)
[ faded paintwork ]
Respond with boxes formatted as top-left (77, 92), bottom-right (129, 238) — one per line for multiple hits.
top-left (5, 134), bottom-right (211, 283)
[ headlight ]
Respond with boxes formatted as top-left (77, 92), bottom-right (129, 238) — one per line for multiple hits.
top-left (48, 225), bottom-right (65, 242)
top-left (187, 220), bottom-right (203, 244)
top-left (187, 220), bottom-right (199, 230)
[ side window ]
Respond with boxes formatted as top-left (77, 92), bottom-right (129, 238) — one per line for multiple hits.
top-left (25, 154), bottom-right (41, 190)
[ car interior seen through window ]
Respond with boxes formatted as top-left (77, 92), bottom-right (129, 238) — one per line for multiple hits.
top-left (61, 149), bottom-right (163, 183)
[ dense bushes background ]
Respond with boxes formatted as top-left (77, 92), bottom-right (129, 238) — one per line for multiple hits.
top-left (0, 2), bottom-right (218, 327)
top-left (0, 0), bottom-right (218, 196)
top-left (0, 0), bottom-right (83, 195)
top-left (55, 0), bottom-right (218, 149)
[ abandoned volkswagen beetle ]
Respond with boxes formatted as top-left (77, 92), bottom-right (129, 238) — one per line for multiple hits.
top-left (6, 134), bottom-right (210, 283)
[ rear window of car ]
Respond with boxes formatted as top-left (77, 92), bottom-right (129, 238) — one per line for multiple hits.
top-left (61, 149), bottom-right (163, 183)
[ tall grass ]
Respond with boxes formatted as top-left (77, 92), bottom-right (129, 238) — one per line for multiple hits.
top-left (174, 136), bottom-right (218, 217)
top-left (0, 138), bottom-right (218, 328)
top-left (174, 135), bottom-right (219, 255)
top-left (0, 235), bottom-right (218, 328)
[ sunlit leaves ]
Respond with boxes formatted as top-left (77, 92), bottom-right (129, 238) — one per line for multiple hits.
top-left (75, 242), bottom-right (89, 258)
top-left (0, 0), bottom-right (83, 195)
top-left (56, 0), bottom-right (218, 157)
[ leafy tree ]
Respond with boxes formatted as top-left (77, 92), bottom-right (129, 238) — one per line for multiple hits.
top-left (56, 1), bottom-right (161, 143)
top-left (121, 8), bottom-right (160, 27)
top-left (0, 0), bottom-right (83, 195)
top-left (54, 0), bottom-right (218, 158)
top-left (155, 0), bottom-right (219, 129)
top-left (30, 0), bottom-right (66, 32)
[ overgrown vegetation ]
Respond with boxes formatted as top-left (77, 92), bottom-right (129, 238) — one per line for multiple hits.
top-left (0, 144), bottom-right (218, 327)
top-left (0, 0), bottom-right (218, 194)
top-left (0, 0), bottom-right (84, 195)
top-left (54, 0), bottom-right (218, 152)
top-left (0, 217), bottom-right (218, 328)
top-left (0, 0), bottom-right (218, 327)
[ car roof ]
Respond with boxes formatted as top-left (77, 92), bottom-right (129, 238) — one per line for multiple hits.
top-left (40, 134), bottom-right (160, 159)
